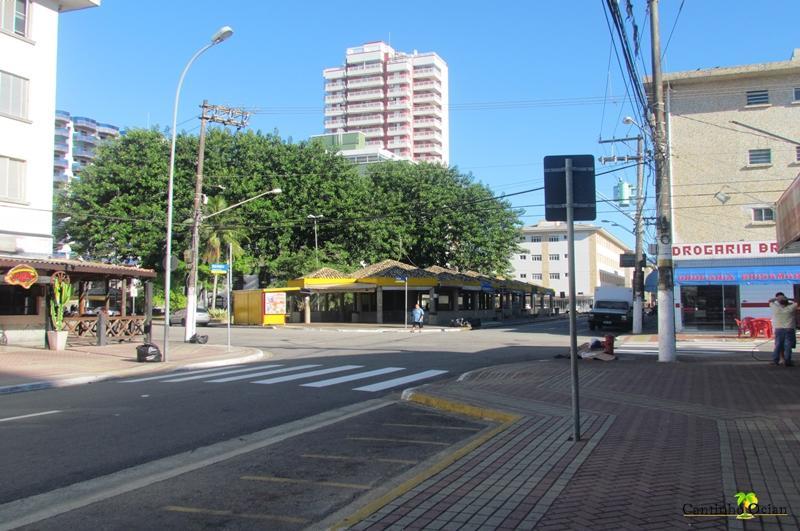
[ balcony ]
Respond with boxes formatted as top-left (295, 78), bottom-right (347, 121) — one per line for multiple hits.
top-left (414, 118), bottom-right (442, 130)
top-left (72, 162), bottom-right (84, 173)
top-left (361, 127), bottom-right (384, 138)
top-left (414, 143), bottom-right (443, 155)
top-left (413, 105), bottom-right (440, 116)
top-left (387, 74), bottom-right (410, 83)
top-left (347, 62), bottom-right (383, 75)
top-left (323, 68), bottom-right (345, 80)
top-left (54, 141), bottom-right (69, 154)
top-left (73, 146), bottom-right (95, 159)
top-left (54, 172), bottom-right (69, 184)
top-left (387, 86), bottom-right (410, 97)
top-left (386, 113), bottom-right (411, 124)
top-left (365, 140), bottom-right (384, 147)
top-left (53, 157), bottom-right (69, 169)
top-left (387, 61), bottom-right (411, 73)
top-left (55, 109), bottom-right (71, 124)
top-left (54, 126), bottom-right (70, 139)
top-left (324, 106), bottom-right (345, 117)
top-left (347, 89), bottom-right (383, 102)
top-left (347, 101), bottom-right (384, 114)
top-left (416, 154), bottom-right (444, 163)
top-left (413, 80), bottom-right (441, 92)
top-left (388, 137), bottom-right (411, 148)
top-left (347, 76), bottom-right (384, 89)
top-left (414, 92), bottom-right (441, 104)
top-left (347, 114), bottom-right (384, 127)
top-left (97, 123), bottom-right (120, 138)
top-left (325, 81), bottom-right (346, 91)
top-left (324, 119), bottom-right (346, 129)
top-left (73, 132), bottom-right (99, 145)
top-left (325, 93), bottom-right (345, 104)
top-left (387, 99), bottom-right (412, 111)
top-left (413, 67), bottom-right (437, 79)
top-left (387, 126), bottom-right (411, 135)
top-left (414, 130), bottom-right (441, 141)
top-left (73, 117), bottom-right (98, 132)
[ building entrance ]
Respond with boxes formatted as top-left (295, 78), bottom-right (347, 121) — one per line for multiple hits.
top-left (680, 285), bottom-right (739, 331)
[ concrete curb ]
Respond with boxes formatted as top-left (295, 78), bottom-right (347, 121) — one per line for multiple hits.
top-left (330, 387), bottom-right (521, 530)
top-left (0, 348), bottom-right (266, 396)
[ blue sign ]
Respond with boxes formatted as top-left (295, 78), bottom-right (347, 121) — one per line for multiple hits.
top-left (394, 276), bottom-right (407, 282)
top-left (675, 265), bottom-right (800, 285)
top-left (210, 263), bottom-right (229, 275)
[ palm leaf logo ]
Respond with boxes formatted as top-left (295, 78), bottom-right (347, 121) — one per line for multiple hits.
top-left (735, 491), bottom-right (758, 520)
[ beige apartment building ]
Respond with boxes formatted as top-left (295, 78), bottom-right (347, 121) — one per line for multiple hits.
top-left (662, 49), bottom-right (800, 331)
top-left (511, 221), bottom-right (632, 309)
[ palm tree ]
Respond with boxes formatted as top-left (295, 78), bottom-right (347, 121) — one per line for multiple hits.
top-left (735, 491), bottom-right (758, 520)
top-left (201, 196), bottom-right (247, 310)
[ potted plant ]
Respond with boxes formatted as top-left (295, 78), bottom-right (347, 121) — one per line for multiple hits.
top-left (47, 273), bottom-right (72, 351)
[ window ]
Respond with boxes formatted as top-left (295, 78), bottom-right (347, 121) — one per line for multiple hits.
top-left (532, 255), bottom-right (542, 261)
top-left (753, 208), bottom-right (775, 222)
top-left (748, 149), bottom-right (771, 165)
top-left (795, 88), bottom-right (800, 102)
top-left (532, 273), bottom-right (543, 280)
top-left (0, 285), bottom-right (38, 315)
top-left (0, 70), bottom-right (29, 119)
top-left (745, 90), bottom-right (769, 106)
top-left (548, 236), bottom-right (559, 242)
top-left (1, 0), bottom-right (27, 36)
top-left (532, 236), bottom-right (541, 243)
top-left (564, 254), bottom-right (568, 258)
top-left (0, 155), bottom-right (25, 202)
top-left (549, 273), bottom-right (560, 280)
top-left (549, 254), bottom-right (560, 261)
top-left (519, 235), bottom-right (526, 242)
top-left (519, 273), bottom-right (527, 279)
top-left (519, 255), bottom-right (527, 260)
top-left (796, 145), bottom-right (800, 162)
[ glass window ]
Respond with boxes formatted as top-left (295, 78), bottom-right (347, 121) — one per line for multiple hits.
top-left (745, 90), bottom-right (769, 106)
top-left (519, 273), bottom-right (527, 279)
top-left (748, 149), bottom-right (771, 165)
top-left (532, 273), bottom-right (542, 280)
top-left (794, 88), bottom-right (800, 102)
top-left (796, 145), bottom-right (800, 162)
top-left (0, 285), bottom-right (38, 315)
top-left (0, 0), bottom-right (26, 36)
top-left (519, 255), bottom-right (527, 260)
top-left (548, 236), bottom-right (559, 242)
top-left (532, 236), bottom-right (541, 243)
top-left (549, 254), bottom-right (560, 261)
top-left (753, 208), bottom-right (774, 222)
top-left (0, 70), bottom-right (29, 119)
top-left (0, 155), bottom-right (25, 202)
top-left (549, 273), bottom-right (560, 280)
top-left (532, 255), bottom-right (542, 261)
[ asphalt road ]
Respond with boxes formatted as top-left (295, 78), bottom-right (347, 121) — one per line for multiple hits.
top-left (0, 318), bottom-right (590, 528)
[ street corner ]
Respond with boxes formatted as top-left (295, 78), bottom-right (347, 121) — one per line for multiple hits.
top-left (180, 347), bottom-right (267, 370)
top-left (401, 387), bottom-right (520, 424)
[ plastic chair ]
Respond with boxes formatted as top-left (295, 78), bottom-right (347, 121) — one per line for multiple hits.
top-left (735, 319), bottom-right (751, 338)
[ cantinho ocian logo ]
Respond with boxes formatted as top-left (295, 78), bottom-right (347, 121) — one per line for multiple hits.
top-left (683, 491), bottom-right (788, 520)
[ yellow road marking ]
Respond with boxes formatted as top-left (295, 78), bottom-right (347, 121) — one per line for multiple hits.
top-left (383, 423), bottom-right (481, 431)
top-left (240, 475), bottom-right (371, 490)
top-left (162, 505), bottom-right (308, 524)
top-left (346, 436), bottom-right (450, 446)
top-left (301, 453), bottom-right (418, 465)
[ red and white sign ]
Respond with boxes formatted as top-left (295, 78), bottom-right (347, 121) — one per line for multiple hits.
top-left (672, 240), bottom-right (800, 260)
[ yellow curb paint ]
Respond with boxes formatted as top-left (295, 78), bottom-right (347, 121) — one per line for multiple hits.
top-left (162, 505), bottom-right (308, 524)
top-left (331, 392), bottom-right (520, 530)
top-left (346, 436), bottom-right (451, 446)
top-left (301, 453), bottom-right (419, 465)
top-left (240, 475), bottom-right (371, 490)
top-left (382, 423), bottom-right (482, 431)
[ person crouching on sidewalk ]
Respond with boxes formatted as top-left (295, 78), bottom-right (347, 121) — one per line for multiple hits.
top-left (769, 292), bottom-right (797, 367)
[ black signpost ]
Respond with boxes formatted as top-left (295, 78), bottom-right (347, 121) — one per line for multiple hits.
top-left (544, 155), bottom-right (596, 444)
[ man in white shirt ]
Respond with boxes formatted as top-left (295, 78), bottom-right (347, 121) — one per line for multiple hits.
top-left (769, 292), bottom-right (798, 367)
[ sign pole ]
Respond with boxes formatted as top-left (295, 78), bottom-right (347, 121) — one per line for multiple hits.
top-left (227, 242), bottom-right (232, 352)
top-left (405, 277), bottom-right (408, 329)
top-left (565, 158), bottom-right (581, 442)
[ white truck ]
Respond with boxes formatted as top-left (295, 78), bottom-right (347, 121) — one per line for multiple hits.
top-left (589, 286), bottom-right (633, 331)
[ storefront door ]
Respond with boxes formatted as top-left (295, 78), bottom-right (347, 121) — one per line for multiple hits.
top-left (681, 285), bottom-right (739, 330)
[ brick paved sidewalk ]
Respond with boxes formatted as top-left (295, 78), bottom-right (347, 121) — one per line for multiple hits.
top-left (341, 353), bottom-right (800, 530)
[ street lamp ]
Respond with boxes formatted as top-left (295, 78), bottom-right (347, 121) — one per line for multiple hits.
top-left (162, 26), bottom-right (233, 362)
top-left (600, 219), bottom-right (635, 235)
top-left (307, 214), bottom-right (324, 267)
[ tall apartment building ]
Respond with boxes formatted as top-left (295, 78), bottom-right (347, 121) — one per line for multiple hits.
top-left (0, 0), bottom-right (99, 257)
top-left (656, 49), bottom-right (800, 331)
top-left (54, 110), bottom-right (120, 187)
top-left (323, 41), bottom-right (449, 165)
top-left (511, 221), bottom-right (631, 307)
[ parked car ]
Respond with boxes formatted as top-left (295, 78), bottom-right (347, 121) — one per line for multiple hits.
top-left (170, 307), bottom-right (211, 326)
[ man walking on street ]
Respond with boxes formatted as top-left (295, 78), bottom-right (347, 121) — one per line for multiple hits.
top-left (411, 303), bottom-right (424, 333)
top-left (769, 292), bottom-right (797, 366)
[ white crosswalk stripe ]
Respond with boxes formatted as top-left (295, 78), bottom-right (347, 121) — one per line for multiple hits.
top-left (118, 363), bottom-right (448, 392)
top-left (302, 367), bottom-right (405, 388)
top-left (252, 365), bottom-right (363, 384)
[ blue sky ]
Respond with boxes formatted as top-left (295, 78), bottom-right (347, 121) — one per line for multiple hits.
top-left (56, 0), bottom-right (800, 251)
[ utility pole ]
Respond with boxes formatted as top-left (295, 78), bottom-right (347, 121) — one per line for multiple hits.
top-left (185, 102), bottom-right (250, 341)
top-left (649, 0), bottom-right (676, 362)
top-left (598, 136), bottom-right (645, 333)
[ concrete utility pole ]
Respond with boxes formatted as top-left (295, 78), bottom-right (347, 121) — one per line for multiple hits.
top-left (185, 102), bottom-right (250, 341)
top-left (649, 0), bottom-right (677, 361)
top-left (598, 135), bottom-right (645, 334)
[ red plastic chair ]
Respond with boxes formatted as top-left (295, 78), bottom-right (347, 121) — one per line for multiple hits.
top-left (735, 319), bottom-right (750, 338)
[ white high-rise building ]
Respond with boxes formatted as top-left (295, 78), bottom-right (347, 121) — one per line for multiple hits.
top-left (323, 41), bottom-right (449, 165)
top-left (0, 0), bottom-right (100, 257)
top-left (54, 110), bottom-right (120, 188)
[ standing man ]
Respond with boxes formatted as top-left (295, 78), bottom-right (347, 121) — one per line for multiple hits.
top-left (769, 292), bottom-right (797, 367)
top-left (411, 303), bottom-right (424, 333)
